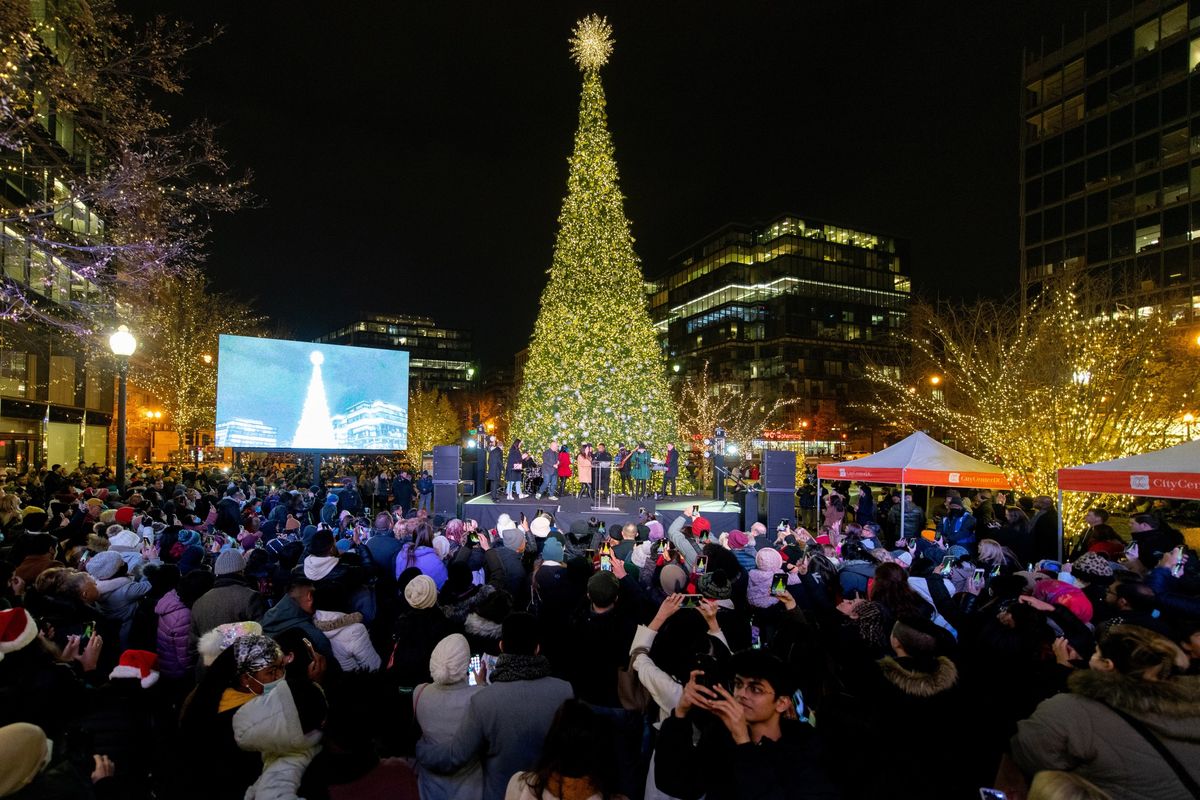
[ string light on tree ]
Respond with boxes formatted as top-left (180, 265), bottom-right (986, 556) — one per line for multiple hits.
top-left (861, 279), bottom-right (1200, 534)
top-left (514, 16), bottom-right (675, 452)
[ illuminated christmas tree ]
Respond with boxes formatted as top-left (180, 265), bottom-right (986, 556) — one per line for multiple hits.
top-left (514, 15), bottom-right (675, 453)
top-left (293, 351), bottom-right (337, 448)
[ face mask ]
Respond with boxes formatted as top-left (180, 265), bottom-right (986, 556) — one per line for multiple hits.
top-left (249, 675), bottom-right (283, 696)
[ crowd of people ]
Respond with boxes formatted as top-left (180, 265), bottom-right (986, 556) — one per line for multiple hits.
top-left (0, 460), bottom-right (1197, 799)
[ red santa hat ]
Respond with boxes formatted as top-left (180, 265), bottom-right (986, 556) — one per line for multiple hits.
top-left (0, 608), bottom-right (38, 663)
top-left (109, 649), bottom-right (160, 688)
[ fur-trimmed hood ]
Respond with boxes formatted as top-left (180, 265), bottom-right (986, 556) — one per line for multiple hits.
top-left (877, 655), bottom-right (958, 698)
top-left (1069, 669), bottom-right (1200, 724)
top-left (464, 612), bottom-right (503, 640)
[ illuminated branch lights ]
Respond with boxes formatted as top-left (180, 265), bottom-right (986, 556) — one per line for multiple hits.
top-left (514, 19), bottom-right (676, 453)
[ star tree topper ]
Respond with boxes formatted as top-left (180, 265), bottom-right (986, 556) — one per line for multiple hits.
top-left (570, 14), bottom-right (614, 71)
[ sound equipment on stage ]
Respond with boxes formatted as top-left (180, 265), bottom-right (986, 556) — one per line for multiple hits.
top-left (460, 445), bottom-right (483, 495)
top-left (712, 454), bottom-right (726, 502)
top-left (433, 445), bottom-right (461, 518)
top-left (760, 449), bottom-right (797, 529)
top-left (743, 489), bottom-right (760, 529)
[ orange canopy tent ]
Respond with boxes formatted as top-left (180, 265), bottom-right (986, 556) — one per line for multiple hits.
top-left (1055, 440), bottom-right (1200, 561)
top-left (816, 431), bottom-right (1009, 539)
top-left (1056, 440), bottom-right (1200, 501)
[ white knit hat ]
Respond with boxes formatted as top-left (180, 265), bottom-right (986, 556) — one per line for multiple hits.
top-left (429, 633), bottom-right (470, 685)
top-left (404, 574), bottom-right (438, 610)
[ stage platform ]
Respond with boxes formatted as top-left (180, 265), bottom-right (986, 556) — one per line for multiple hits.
top-left (461, 492), bottom-right (743, 534)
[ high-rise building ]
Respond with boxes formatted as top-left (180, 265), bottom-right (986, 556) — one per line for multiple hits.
top-left (316, 313), bottom-right (475, 392)
top-left (652, 213), bottom-right (911, 446)
top-left (1021, 0), bottom-right (1200, 323)
top-left (0, 2), bottom-right (115, 471)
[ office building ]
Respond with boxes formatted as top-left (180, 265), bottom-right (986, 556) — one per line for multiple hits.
top-left (0, 2), bottom-right (114, 471)
top-left (330, 399), bottom-right (409, 449)
top-left (316, 313), bottom-right (475, 391)
top-left (651, 213), bottom-right (911, 446)
top-left (215, 418), bottom-right (279, 449)
top-left (1021, 0), bottom-right (1200, 322)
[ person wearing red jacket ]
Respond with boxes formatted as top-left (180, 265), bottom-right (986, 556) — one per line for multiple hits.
top-left (556, 446), bottom-right (572, 497)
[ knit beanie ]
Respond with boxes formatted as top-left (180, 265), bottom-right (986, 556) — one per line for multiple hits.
top-left (727, 530), bottom-right (750, 549)
top-left (660, 563), bottom-right (687, 595)
top-left (755, 548), bottom-right (783, 573)
top-left (631, 541), bottom-right (651, 569)
top-left (699, 570), bottom-right (733, 600)
top-left (214, 549), bottom-right (246, 577)
top-left (432, 534), bottom-right (451, 560)
top-left (0, 608), bottom-right (38, 662)
top-left (541, 538), bottom-right (564, 563)
top-left (0, 722), bottom-right (49, 797)
top-left (647, 520), bottom-right (664, 541)
top-left (114, 506), bottom-right (135, 527)
top-left (500, 527), bottom-right (523, 550)
top-left (530, 517), bottom-right (551, 538)
top-left (429, 633), bottom-right (471, 685)
top-left (107, 529), bottom-right (141, 552)
top-left (1072, 552), bottom-right (1114, 585)
top-left (404, 574), bottom-right (438, 610)
top-left (691, 516), bottom-right (711, 536)
top-left (85, 550), bottom-right (123, 581)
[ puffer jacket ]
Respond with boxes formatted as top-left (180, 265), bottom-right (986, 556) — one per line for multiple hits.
top-left (232, 680), bottom-right (323, 800)
top-left (1012, 669), bottom-right (1200, 800)
top-left (746, 567), bottom-right (799, 609)
top-left (314, 610), bottom-right (380, 672)
top-left (155, 590), bottom-right (192, 679)
top-left (395, 544), bottom-right (449, 589)
top-left (731, 546), bottom-right (757, 574)
top-left (95, 576), bottom-right (152, 649)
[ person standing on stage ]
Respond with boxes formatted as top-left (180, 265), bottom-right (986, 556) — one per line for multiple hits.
top-left (592, 443), bottom-right (612, 500)
top-left (630, 442), bottom-right (651, 499)
top-left (556, 444), bottom-right (572, 497)
top-left (486, 436), bottom-right (503, 501)
top-left (661, 442), bottom-right (679, 497)
top-left (576, 443), bottom-right (593, 498)
top-left (506, 438), bottom-right (526, 500)
top-left (616, 443), bottom-right (633, 496)
top-left (539, 441), bottom-right (560, 501)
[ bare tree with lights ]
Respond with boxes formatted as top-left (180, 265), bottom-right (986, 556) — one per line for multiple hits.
top-left (129, 268), bottom-right (265, 451)
top-left (513, 16), bottom-right (675, 453)
top-left (862, 280), bottom-right (1200, 531)
top-left (676, 361), bottom-right (798, 489)
top-left (0, 2), bottom-right (247, 332)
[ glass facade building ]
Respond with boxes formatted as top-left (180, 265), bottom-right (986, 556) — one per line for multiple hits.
top-left (1021, 0), bottom-right (1200, 322)
top-left (316, 313), bottom-right (475, 392)
top-left (0, 1), bottom-right (114, 472)
top-left (651, 214), bottom-right (911, 418)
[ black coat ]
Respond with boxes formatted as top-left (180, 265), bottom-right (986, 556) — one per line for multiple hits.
top-left (506, 445), bottom-right (524, 481)
top-left (486, 446), bottom-right (503, 480)
top-left (391, 477), bottom-right (413, 510)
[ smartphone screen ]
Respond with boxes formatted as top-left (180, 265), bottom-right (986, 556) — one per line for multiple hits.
top-left (1172, 547), bottom-right (1185, 577)
top-left (699, 531), bottom-right (710, 544)
top-left (692, 505), bottom-right (699, 514)
top-left (680, 594), bottom-right (703, 608)
top-left (939, 556), bottom-right (956, 575)
top-left (585, 549), bottom-right (596, 561)
top-left (695, 555), bottom-right (708, 575)
top-left (770, 573), bottom-right (787, 596)
top-left (468, 655), bottom-right (481, 686)
top-left (600, 554), bottom-right (612, 571)
top-left (973, 567), bottom-right (985, 584)
top-left (778, 519), bottom-right (788, 531)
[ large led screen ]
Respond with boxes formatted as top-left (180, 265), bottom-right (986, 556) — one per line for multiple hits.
top-left (215, 335), bottom-right (409, 451)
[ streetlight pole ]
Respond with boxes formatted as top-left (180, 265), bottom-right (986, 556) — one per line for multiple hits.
top-left (1185, 412), bottom-right (1195, 441)
top-left (109, 325), bottom-right (137, 491)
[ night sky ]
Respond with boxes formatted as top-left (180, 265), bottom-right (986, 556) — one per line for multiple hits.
top-left (125, 1), bottom-right (1106, 368)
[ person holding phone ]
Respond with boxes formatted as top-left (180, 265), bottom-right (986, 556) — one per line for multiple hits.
top-left (413, 633), bottom-right (484, 800)
top-left (655, 649), bottom-right (837, 800)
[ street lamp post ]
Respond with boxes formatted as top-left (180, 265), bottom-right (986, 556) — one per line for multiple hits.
top-left (1185, 412), bottom-right (1195, 440)
top-left (109, 325), bottom-right (137, 490)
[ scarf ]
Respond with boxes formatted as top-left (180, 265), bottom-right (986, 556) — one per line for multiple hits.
top-left (218, 688), bottom-right (257, 714)
top-left (491, 653), bottom-right (551, 683)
